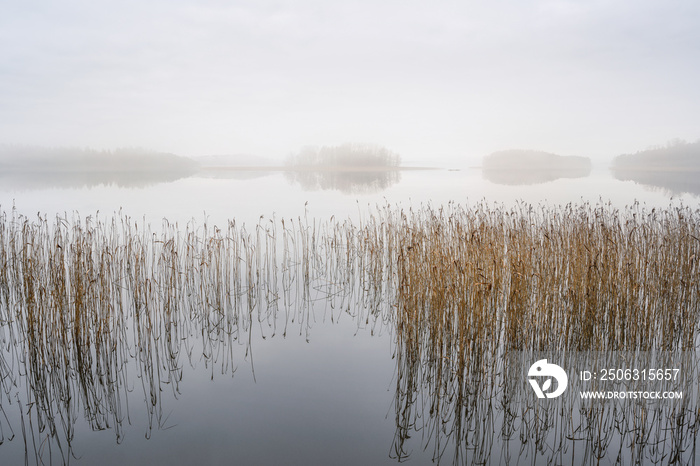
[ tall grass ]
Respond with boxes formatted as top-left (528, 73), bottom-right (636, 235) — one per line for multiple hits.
top-left (0, 209), bottom-right (314, 462)
top-left (359, 201), bottom-right (700, 464)
top-left (362, 201), bottom-right (700, 355)
top-left (1, 201), bottom-right (699, 464)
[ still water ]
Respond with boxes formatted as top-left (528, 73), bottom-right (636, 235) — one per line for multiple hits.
top-left (0, 166), bottom-right (698, 465)
top-left (2, 166), bottom-right (697, 228)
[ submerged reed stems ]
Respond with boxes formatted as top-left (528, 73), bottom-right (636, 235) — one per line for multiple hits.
top-left (0, 201), bottom-right (698, 464)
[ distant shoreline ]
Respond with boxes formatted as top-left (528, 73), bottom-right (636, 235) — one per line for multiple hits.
top-left (197, 165), bottom-right (440, 172)
top-left (0, 165), bottom-right (440, 174)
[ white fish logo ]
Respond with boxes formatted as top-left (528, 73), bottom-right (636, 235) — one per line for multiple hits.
top-left (528, 359), bottom-right (568, 399)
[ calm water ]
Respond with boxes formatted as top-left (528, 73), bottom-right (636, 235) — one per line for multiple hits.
top-left (1, 166), bottom-right (699, 465)
top-left (2, 166), bottom-right (697, 228)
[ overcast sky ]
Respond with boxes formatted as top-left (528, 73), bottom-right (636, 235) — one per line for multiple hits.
top-left (1, 0), bottom-right (698, 165)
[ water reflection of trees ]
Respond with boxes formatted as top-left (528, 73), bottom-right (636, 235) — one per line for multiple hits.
top-left (1, 201), bottom-right (700, 464)
top-left (611, 140), bottom-right (700, 197)
top-left (0, 170), bottom-right (193, 190)
top-left (283, 143), bottom-right (402, 194)
top-left (283, 169), bottom-right (401, 194)
top-left (0, 145), bottom-right (197, 190)
top-left (611, 169), bottom-right (700, 197)
top-left (482, 150), bottom-right (591, 185)
top-left (482, 166), bottom-right (592, 185)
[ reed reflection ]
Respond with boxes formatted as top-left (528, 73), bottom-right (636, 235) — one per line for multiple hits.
top-left (359, 202), bottom-right (700, 463)
top-left (391, 347), bottom-right (699, 465)
top-left (0, 211), bottom-right (317, 464)
top-left (1, 200), bottom-right (699, 464)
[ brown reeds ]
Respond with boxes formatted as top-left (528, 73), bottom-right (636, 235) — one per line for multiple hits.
top-left (0, 201), bottom-right (699, 464)
top-left (374, 201), bottom-right (700, 355)
top-left (368, 201), bottom-right (700, 465)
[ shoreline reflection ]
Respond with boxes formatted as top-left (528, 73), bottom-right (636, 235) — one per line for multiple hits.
top-left (284, 168), bottom-right (402, 194)
top-left (611, 168), bottom-right (700, 197)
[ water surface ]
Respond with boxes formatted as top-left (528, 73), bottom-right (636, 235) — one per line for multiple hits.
top-left (1, 166), bottom-right (698, 465)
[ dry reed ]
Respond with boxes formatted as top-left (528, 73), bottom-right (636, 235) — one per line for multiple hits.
top-left (1, 200), bottom-right (699, 464)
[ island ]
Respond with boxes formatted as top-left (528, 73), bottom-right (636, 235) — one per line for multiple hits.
top-left (0, 145), bottom-right (198, 189)
top-left (611, 140), bottom-right (700, 196)
top-left (283, 143), bottom-right (403, 194)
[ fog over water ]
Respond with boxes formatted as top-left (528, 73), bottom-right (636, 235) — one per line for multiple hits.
top-left (2, 2), bottom-right (700, 465)
top-left (1, 0), bottom-right (699, 166)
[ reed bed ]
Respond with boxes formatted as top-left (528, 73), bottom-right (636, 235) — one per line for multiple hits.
top-left (365, 201), bottom-right (700, 465)
top-left (0, 201), bottom-right (699, 464)
top-left (0, 209), bottom-right (324, 463)
top-left (367, 201), bottom-right (700, 355)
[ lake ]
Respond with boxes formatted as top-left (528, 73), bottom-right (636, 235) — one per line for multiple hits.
top-left (2, 165), bottom-right (698, 225)
top-left (1, 165), bottom-right (699, 465)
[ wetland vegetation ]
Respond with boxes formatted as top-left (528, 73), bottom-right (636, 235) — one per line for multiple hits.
top-left (0, 201), bottom-right (699, 464)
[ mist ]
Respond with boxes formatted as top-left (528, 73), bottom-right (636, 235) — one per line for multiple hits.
top-left (1, 0), bottom-right (699, 166)
top-left (3, 4), bottom-right (700, 464)
top-left (482, 149), bottom-right (591, 185)
top-left (611, 139), bottom-right (700, 196)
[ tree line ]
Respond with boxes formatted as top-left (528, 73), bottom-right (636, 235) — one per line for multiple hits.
top-left (0, 145), bottom-right (197, 173)
top-left (285, 143), bottom-right (402, 168)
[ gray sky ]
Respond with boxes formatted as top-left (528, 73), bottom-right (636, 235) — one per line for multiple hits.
top-left (1, 0), bottom-right (699, 165)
